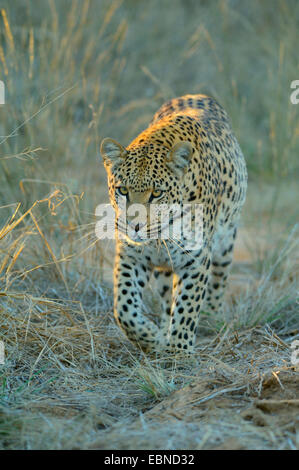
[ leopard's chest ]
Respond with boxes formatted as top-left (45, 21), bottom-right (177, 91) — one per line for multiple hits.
top-left (125, 240), bottom-right (199, 271)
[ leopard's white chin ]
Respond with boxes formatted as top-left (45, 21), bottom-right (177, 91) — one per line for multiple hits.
top-left (124, 234), bottom-right (150, 246)
top-left (115, 229), bottom-right (150, 246)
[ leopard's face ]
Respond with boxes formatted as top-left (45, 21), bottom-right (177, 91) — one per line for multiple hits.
top-left (100, 138), bottom-right (193, 245)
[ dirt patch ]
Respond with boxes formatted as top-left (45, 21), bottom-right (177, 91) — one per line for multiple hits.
top-left (241, 371), bottom-right (299, 434)
top-left (140, 369), bottom-right (299, 438)
top-left (89, 328), bottom-right (299, 450)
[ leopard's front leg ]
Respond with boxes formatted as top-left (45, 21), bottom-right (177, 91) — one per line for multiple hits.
top-left (113, 243), bottom-right (159, 351)
top-left (165, 249), bottom-right (212, 353)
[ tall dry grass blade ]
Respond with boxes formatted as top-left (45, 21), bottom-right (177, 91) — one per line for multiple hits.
top-left (5, 242), bottom-right (25, 276)
top-left (0, 44), bottom-right (8, 76)
top-left (29, 210), bottom-right (70, 296)
top-left (0, 84), bottom-right (77, 146)
top-left (1, 9), bottom-right (15, 54)
top-left (28, 28), bottom-right (34, 79)
top-left (0, 202), bottom-right (37, 241)
top-left (98, 0), bottom-right (122, 38)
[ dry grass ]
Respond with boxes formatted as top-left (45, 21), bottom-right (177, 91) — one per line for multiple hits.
top-left (0, 0), bottom-right (298, 450)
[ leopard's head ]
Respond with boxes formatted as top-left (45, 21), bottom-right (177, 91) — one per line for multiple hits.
top-left (100, 137), bottom-right (193, 245)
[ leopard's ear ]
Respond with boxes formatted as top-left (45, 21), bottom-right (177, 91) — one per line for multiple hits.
top-left (100, 138), bottom-right (127, 166)
top-left (166, 141), bottom-right (193, 174)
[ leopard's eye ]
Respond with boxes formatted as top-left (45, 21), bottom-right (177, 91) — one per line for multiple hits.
top-left (152, 189), bottom-right (163, 198)
top-left (117, 186), bottom-right (128, 196)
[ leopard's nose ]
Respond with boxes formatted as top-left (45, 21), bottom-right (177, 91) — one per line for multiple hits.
top-left (129, 221), bottom-right (145, 233)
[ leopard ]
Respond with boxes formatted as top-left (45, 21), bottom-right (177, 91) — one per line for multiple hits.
top-left (100, 94), bottom-right (247, 354)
